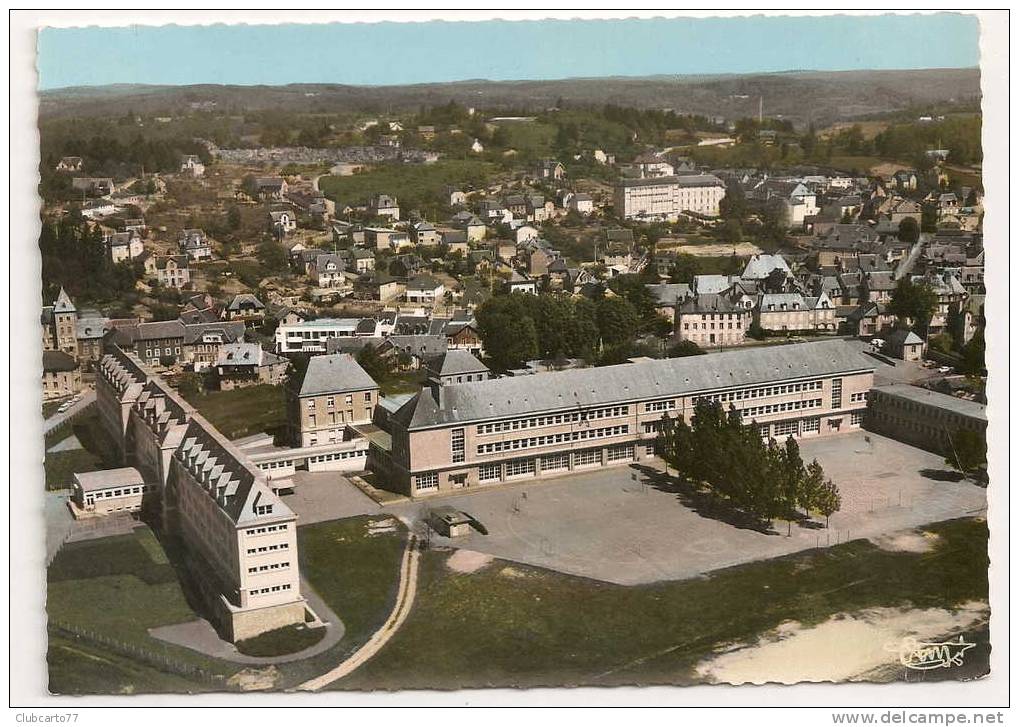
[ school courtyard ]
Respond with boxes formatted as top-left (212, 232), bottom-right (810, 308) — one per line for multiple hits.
top-left (373, 431), bottom-right (987, 585)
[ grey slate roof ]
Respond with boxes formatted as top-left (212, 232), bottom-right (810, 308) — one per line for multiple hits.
top-left (298, 353), bottom-right (379, 397)
top-left (427, 350), bottom-right (489, 378)
top-left (43, 350), bottom-right (77, 372)
top-left (872, 384), bottom-right (986, 421)
top-left (400, 339), bottom-right (875, 431)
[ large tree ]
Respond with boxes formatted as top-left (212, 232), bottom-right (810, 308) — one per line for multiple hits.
top-left (945, 428), bottom-right (987, 476)
top-left (889, 278), bottom-right (939, 334)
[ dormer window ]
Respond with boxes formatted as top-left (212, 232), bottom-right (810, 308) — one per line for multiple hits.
top-left (255, 504), bottom-right (273, 516)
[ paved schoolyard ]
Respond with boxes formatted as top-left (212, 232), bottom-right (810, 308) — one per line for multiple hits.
top-left (389, 432), bottom-right (986, 586)
top-left (280, 471), bottom-right (382, 526)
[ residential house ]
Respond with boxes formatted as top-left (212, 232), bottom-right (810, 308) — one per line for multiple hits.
top-left (364, 227), bottom-right (410, 252)
top-left (756, 292), bottom-right (836, 333)
top-left (41, 287), bottom-right (79, 357)
top-left (183, 321), bottom-right (247, 371)
top-left (75, 314), bottom-right (108, 370)
top-left (155, 255), bottom-right (191, 289)
top-left (180, 154), bottom-right (205, 177)
top-left (71, 177), bottom-right (114, 196)
top-left (269, 206), bottom-right (298, 236)
top-left (570, 193), bottom-right (594, 215)
top-left (178, 228), bottom-right (212, 261)
top-left (369, 194), bottom-right (400, 221)
top-left (216, 343), bottom-right (289, 390)
top-left (337, 247), bottom-right (376, 274)
top-left (56, 156), bottom-right (83, 172)
top-left (674, 293), bottom-right (751, 346)
top-left (424, 350), bottom-right (490, 386)
top-left (444, 186), bottom-right (467, 207)
top-left (411, 222), bottom-right (442, 247)
top-left (134, 320), bottom-right (187, 367)
top-left (406, 275), bottom-right (446, 305)
top-left (253, 177), bottom-right (288, 201)
top-left (534, 159), bottom-right (565, 180)
top-left (223, 293), bottom-right (267, 323)
top-left (310, 254), bottom-right (347, 288)
top-left (42, 350), bottom-right (82, 400)
top-left (506, 271), bottom-right (538, 295)
top-left (107, 231), bottom-right (144, 265)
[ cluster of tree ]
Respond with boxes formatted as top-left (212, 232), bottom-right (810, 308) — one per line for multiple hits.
top-left (475, 292), bottom-right (652, 370)
top-left (945, 427), bottom-right (987, 477)
top-left (888, 278), bottom-right (939, 335)
top-left (873, 116), bottom-right (983, 167)
top-left (657, 400), bottom-right (842, 529)
top-left (38, 215), bottom-right (141, 304)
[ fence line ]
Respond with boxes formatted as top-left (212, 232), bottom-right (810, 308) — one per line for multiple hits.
top-left (49, 620), bottom-right (222, 685)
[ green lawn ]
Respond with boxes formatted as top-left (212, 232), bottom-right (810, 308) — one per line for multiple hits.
top-left (379, 369), bottom-right (428, 396)
top-left (47, 527), bottom-right (241, 694)
top-left (269, 516), bottom-right (408, 689)
top-left (498, 121), bottom-right (557, 157)
top-left (44, 449), bottom-right (107, 490)
top-left (48, 635), bottom-right (209, 696)
top-left (44, 412), bottom-right (119, 489)
top-left (181, 384), bottom-right (286, 440)
top-left (319, 160), bottom-right (496, 214)
top-left (236, 625), bottom-right (326, 658)
top-left (338, 517), bottom-right (988, 690)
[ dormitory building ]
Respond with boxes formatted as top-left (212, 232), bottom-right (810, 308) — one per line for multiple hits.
top-left (96, 347), bottom-right (308, 641)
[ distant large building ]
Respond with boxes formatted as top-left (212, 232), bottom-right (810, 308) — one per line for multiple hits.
top-left (614, 174), bottom-right (726, 220)
top-left (96, 348), bottom-right (307, 641)
top-left (369, 340), bottom-right (875, 498)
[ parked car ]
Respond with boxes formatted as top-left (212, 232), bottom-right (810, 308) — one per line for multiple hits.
top-left (870, 338), bottom-right (884, 348)
top-left (937, 366), bottom-right (953, 374)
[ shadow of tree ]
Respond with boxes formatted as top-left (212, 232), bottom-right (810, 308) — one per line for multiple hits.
top-left (630, 464), bottom-right (779, 535)
top-left (919, 468), bottom-right (966, 483)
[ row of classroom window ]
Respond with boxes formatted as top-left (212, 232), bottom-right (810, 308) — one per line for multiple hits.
top-left (84, 483), bottom-right (157, 502)
top-left (427, 411), bottom-right (870, 490)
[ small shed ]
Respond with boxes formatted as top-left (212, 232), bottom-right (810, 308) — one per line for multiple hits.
top-left (885, 329), bottom-right (925, 362)
top-left (429, 506), bottom-right (473, 538)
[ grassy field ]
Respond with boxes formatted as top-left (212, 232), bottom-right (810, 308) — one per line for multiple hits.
top-left (181, 384), bottom-right (286, 440)
top-left (268, 515), bottom-right (409, 689)
top-left (498, 121), bottom-right (557, 158)
top-left (236, 625), bottom-right (326, 658)
top-left (46, 515), bottom-right (410, 694)
top-left (319, 160), bottom-right (496, 215)
top-left (378, 369), bottom-right (428, 396)
top-left (827, 155), bottom-right (901, 175)
top-left (47, 527), bottom-right (239, 694)
top-left (44, 412), bottom-right (119, 490)
top-left (337, 517), bottom-right (988, 690)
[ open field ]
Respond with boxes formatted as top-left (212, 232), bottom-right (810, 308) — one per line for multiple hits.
top-left (46, 527), bottom-right (239, 694)
top-left (319, 160), bottom-right (497, 214)
top-left (181, 384), bottom-right (286, 440)
top-left (337, 517), bottom-right (988, 690)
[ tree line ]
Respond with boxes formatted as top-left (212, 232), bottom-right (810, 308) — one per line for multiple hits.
top-left (39, 216), bottom-right (141, 305)
top-left (657, 400), bottom-right (842, 531)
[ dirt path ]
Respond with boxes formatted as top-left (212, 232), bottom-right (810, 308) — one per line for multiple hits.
top-left (297, 535), bottom-right (420, 691)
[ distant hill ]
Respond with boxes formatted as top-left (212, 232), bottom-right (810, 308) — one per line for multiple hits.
top-left (39, 68), bottom-right (980, 127)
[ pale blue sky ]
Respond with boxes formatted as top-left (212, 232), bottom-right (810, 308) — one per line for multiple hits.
top-left (38, 14), bottom-right (979, 90)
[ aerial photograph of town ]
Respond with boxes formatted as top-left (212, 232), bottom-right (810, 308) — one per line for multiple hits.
top-left (18, 10), bottom-right (1001, 710)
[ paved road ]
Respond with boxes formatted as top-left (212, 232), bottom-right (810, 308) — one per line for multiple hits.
top-left (43, 390), bottom-right (96, 434)
top-left (298, 534), bottom-right (420, 690)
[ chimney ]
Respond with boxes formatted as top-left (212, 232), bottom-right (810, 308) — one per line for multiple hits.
top-left (428, 376), bottom-right (445, 408)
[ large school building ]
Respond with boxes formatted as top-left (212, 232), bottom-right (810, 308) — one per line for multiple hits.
top-left (369, 339), bottom-right (875, 498)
